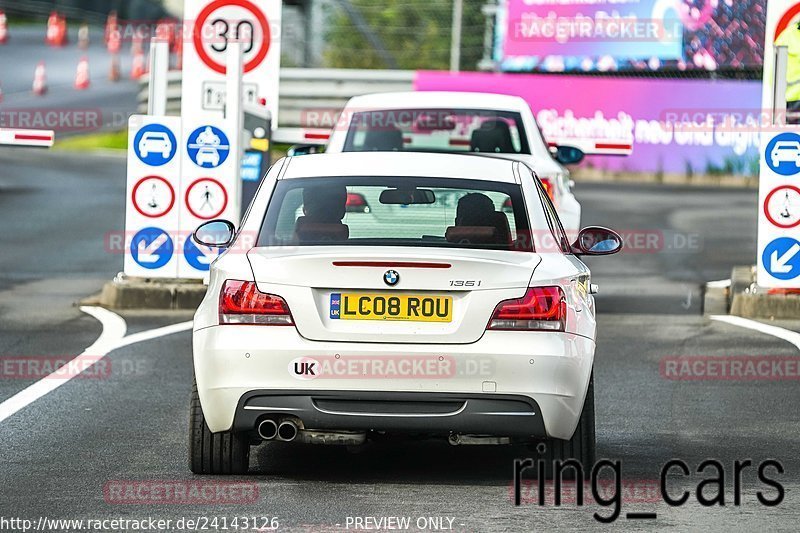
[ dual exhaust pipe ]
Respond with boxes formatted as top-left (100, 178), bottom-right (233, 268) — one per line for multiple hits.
top-left (257, 418), bottom-right (298, 442)
top-left (257, 417), bottom-right (367, 446)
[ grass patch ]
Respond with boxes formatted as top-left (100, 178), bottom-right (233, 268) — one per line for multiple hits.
top-left (55, 130), bottom-right (128, 152)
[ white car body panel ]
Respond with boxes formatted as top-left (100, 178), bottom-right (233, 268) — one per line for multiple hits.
top-left (193, 152), bottom-right (597, 441)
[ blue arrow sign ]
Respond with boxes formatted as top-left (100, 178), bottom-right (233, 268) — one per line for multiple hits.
top-left (766, 132), bottom-right (800, 176)
top-left (130, 227), bottom-right (173, 269)
top-left (187, 125), bottom-right (230, 169)
top-left (184, 237), bottom-right (218, 272)
top-left (762, 237), bottom-right (800, 280)
top-left (133, 124), bottom-right (177, 167)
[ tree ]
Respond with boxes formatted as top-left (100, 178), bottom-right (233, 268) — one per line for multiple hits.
top-left (324, 0), bottom-right (486, 70)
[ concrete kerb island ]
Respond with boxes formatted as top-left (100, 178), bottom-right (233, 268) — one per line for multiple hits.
top-left (705, 265), bottom-right (800, 319)
top-left (89, 274), bottom-right (208, 310)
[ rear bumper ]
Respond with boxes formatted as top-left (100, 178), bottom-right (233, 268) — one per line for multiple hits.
top-left (233, 390), bottom-right (546, 437)
top-left (193, 326), bottom-right (595, 439)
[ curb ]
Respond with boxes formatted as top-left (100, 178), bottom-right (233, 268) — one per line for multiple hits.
top-left (87, 275), bottom-right (208, 310)
top-left (706, 265), bottom-right (800, 320)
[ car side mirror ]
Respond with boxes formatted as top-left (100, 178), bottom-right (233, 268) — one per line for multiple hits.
top-left (571, 226), bottom-right (623, 256)
top-left (554, 145), bottom-right (585, 166)
top-left (287, 144), bottom-right (324, 157)
top-left (193, 219), bottom-right (236, 249)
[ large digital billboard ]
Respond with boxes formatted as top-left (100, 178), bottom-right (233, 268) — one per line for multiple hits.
top-left (495, 0), bottom-right (767, 72)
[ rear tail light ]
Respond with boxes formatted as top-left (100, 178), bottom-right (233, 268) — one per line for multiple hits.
top-left (540, 177), bottom-right (556, 203)
top-left (346, 192), bottom-right (370, 213)
top-left (219, 280), bottom-right (294, 326)
top-left (487, 287), bottom-right (566, 331)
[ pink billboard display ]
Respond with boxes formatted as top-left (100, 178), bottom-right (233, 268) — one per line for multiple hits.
top-left (414, 70), bottom-right (762, 176)
top-left (497, 0), bottom-right (766, 72)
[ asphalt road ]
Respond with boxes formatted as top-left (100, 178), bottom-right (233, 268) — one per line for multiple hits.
top-left (1, 150), bottom-right (799, 532)
top-left (0, 26), bottom-right (141, 134)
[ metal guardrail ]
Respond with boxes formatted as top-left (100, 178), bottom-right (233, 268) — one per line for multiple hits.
top-left (138, 68), bottom-right (415, 144)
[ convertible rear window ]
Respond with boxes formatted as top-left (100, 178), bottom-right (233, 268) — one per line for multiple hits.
top-left (256, 176), bottom-right (534, 252)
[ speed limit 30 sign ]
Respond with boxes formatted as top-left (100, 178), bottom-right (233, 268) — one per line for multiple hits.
top-left (181, 0), bottom-right (281, 124)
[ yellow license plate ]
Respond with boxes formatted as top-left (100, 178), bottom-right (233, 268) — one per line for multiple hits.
top-left (330, 293), bottom-right (452, 322)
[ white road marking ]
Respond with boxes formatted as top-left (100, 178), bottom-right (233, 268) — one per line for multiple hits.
top-left (710, 315), bottom-right (800, 352)
top-left (0, 306), bottom-right (192, 425)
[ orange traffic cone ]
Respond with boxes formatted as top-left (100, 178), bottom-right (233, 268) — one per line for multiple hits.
top-left (131, 50), bottom-right (146, 79)
top-left (109, 54), bottom-right (120, 82)
top-left (33, 62), bottom-right (47, 95)
top-left (78, 23), bottom-right (89, 49)
top-left (105, 11), bottom-right (117, 44)
top-left (45, 11), bottom-right (58, 45)
top-left (57, 14), bottom-right (68, 46)
top-left (174, 31), bottom-right (183, 70)
top-left (74, 56), bottom-right (90, 90)
top-left (0, 11), bottom-right (8, 44)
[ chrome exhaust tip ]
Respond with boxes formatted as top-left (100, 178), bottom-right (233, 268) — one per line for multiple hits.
top-left (257, 419), bottom-right (278, 440)
top-left (277, 420), bottom-right (299, 441)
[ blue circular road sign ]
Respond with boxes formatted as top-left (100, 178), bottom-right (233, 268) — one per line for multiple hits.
top-left (130, 227), bottom-right (174, 269)
top-left (187, 125), bottom-right (230, 169)
top-left (766, 132), bottom-right (800, 176)
top-left (184, 237), bottom-right (218, 272)
top-left (133, 124), bottom-right (177, 167)
top-left (762, 237), bottom-right (800, 280)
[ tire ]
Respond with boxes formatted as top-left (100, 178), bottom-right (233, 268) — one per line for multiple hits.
top-left (531, 373), bottom-right (596, 479)
top-left (189, 380), bottom-right (250, 475)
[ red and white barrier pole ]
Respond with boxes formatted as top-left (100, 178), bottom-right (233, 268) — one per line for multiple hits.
top-left (0, 128), bottom-right (55, 148)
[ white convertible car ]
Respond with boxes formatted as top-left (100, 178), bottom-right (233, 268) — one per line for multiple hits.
top-left (190, 152), bottom-right (621, 475)
top-left (309, 92), bottom-right (606, 232)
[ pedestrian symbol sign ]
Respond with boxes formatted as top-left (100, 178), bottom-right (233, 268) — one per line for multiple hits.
top-left (130, 227), bottom-right (174, 269)
top-left (187, 125), bottom-right (230, 168)
top-left (133, 124), bottom-right (177, 167)
top-left (185, 177), bottom-right (228, 220)
top-left (765, 132), bottom-right (800, 176)
top-left (184, 237), bottom-right (218, 272)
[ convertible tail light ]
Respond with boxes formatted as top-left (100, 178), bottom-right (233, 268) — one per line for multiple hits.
top-left (487, 287), bottom-right (566, 331)
top-left (219, 280), bottom-right (294, 325)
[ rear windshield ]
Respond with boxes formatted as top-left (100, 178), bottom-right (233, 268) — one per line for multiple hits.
top-left (342, 109), bottom-right (530, 155)
top-left (257, 176), bottom-right (534, 252)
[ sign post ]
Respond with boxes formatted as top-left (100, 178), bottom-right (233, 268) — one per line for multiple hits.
top-left (124, 116), bottom-right (182, 279)
top-left (757, 1), bottom-right (800, 288)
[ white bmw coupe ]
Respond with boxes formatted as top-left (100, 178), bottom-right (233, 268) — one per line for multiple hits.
top-left (190, 152), bottom-right (621, 475)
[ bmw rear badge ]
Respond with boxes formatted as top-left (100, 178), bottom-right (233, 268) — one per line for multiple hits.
top-left (384, 270), bottom-right (399, 286)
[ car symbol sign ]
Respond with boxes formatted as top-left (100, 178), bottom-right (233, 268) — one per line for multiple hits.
top-left (766, 132), bottom-right (800, 176)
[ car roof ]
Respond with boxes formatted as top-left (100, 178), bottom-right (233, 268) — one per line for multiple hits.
top-left (281, 152), bottom-right (519, 183)
top-left (343, 91), bottom-right (529, 113)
